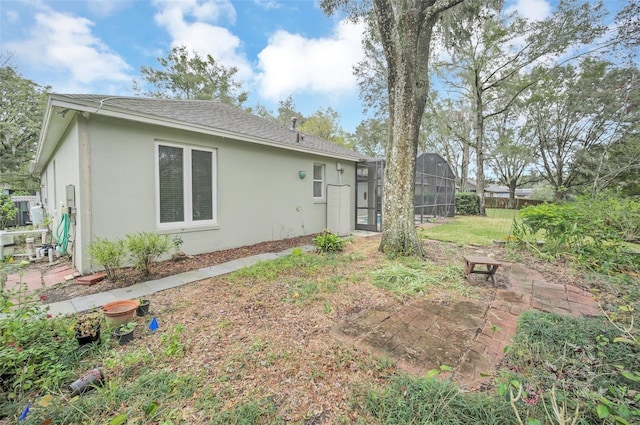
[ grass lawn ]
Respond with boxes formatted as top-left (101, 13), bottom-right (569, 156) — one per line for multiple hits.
top-left (419, 208), bottom-right (519, 246)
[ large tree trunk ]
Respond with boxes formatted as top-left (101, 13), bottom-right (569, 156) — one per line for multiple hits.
top-left (381, 85), bottom-right (424, 256)
top-left (374, 0), bottom-right (455, 257)
top-left (473, 70), bottom-right (487, 216)
top-left (461, 137), bottom-right (470, 191)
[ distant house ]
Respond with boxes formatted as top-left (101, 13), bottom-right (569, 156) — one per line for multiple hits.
top-left (464, 181), bottom-right (533, 199)
top-left (32, 95), bottom-right (364, 274)
top-left (485, 185), bottom-right (533, 199)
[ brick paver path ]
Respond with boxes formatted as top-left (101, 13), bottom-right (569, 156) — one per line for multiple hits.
top-left (333, 260), bottom-right (600, 390)
top-left (4, 263), bottom-right (75, 294)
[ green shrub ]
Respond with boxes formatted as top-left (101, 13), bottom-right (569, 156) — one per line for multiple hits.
top-left (125, 232), bottom-right (170, 276)
top-left (455, 192), bottom-right (480, 215)
top-left (588, 194), bottom-right (640, 243)
top-left (0, 194), bottom-right (17, 229)
top-left (313, 230), bottom-right (346, 253)
top-left (88, 237), bottom-right (126, 281)
top-left (515, 197), bottom-right (639, 273)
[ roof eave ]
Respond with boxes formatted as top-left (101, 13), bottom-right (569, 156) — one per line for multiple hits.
top-left (31, 98), bottom-right (77, 175)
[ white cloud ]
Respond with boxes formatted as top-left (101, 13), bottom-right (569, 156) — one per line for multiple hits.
top-left (256, 19), bottom-right (365, 101)
top-left (5, 10), bottom-right (19, 23)
top-left (253, 0), bottom-right (281, 10)
top-left (152, 0), bottom-right (252, 81)
top-left (86, 0), bottom-right (132, 18)
top-left (506, 0), bottom-right (552, 21)
top-left (152, 0), bottom-right (237, 39)
top-left (6, 11), bottom-right (131, 86)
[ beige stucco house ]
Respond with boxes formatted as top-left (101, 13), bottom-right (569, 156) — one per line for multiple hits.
top-left (31, 94), bottom-right (365, 274)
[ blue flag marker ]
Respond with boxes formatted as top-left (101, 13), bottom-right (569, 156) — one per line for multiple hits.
top-left (18, 401), bottom-right (30, 421)
top-left (148, 317), bottom-right (159, 331)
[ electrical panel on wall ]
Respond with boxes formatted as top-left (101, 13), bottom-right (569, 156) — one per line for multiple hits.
top-left (66, 185), bottom-right (75, 208)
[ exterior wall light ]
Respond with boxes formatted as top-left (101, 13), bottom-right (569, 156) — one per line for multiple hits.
top-left (298, 170), bottom-right (307, 180)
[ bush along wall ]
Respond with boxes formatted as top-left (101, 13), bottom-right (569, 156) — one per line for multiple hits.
top-left (455, 192), bottom-right (480, 215)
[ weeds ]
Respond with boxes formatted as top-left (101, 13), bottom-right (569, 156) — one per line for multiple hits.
top-left (161, 324), bottom-right (186, 357)
top-left (501, 310), bottom-right (640, 424)
top-left (359, 374), bottom-right (515, 424)
top-left (371, 257), bottom-right (474, 298)
top-left (314, 230), bottom-right (347, 253)
top-left (513, 196), bottom-right (640, 274)
top-left (0, 266), bottom-right (80, 418)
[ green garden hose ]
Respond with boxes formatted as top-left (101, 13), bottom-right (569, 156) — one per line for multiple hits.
top-left (56, 212), bottom-right (70, 255)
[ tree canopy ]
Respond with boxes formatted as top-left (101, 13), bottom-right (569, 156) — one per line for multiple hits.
top-left (0, 61), bottom-right (49, 192)
top-left (133, 45), bottom-right (248, 106)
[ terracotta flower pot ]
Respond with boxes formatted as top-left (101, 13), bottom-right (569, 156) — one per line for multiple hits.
top-left (103, 299), bottom-right (138, 328)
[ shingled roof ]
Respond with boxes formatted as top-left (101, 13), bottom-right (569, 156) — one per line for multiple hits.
top-left (48, 94), bottom-right (364, 162)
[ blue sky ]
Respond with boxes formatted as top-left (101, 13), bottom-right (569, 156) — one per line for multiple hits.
top-left (0, 0), bottom-right (624, 133)
top-left (1, 0), bottom-right (367, 131)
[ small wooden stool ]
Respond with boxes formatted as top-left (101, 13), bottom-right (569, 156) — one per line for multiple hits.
top-left (463, 256), bottom-right (502, 286)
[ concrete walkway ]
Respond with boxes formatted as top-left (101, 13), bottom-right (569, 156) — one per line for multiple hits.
top-left (28, 246), bottom-right (315, 317)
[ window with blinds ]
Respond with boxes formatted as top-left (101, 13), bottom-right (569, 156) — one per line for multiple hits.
top-left (157, 143), bottom-right (217, 228)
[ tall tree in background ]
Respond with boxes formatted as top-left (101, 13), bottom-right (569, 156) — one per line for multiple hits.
top-left (435, 0), bottom-right (605, 214)
top-left (256, 96), bottom-right (355, 150)
top-left (525, 59), bottom-right (640, 199)
top-left (255, 96), bottom-right (304, 128)
top-left (576, 64), bottom-right (640, 196)
top-left (353, 12), bottom-right (389, 121)
top-left (298, 107), bottom-right (353, 150)
top-left (323, 0), bottom-right (464, 257)
top-left (351, 118), bottom-right (388, 157)
top-left (616, 0), bottom-right (639, 50)
top-left (486, 107), bottom-right (536, 206)
top-left (133, 45), bottom-right (248, 106)
top-left (423, 96), bottom-right (472, 190)
top-left (0, 61), bottom-right (49, 192)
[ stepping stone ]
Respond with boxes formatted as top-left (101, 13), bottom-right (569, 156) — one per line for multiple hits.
top-left (75, 272), bottom-right (106, 285)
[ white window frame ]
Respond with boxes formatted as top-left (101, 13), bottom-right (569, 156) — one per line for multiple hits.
top-left (155, 141), bottom-right (217, 230)
top-left (313, 163), bottom-right (325, 200)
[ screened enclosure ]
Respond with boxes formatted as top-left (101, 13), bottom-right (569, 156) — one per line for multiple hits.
top-left (414, 153), bottom-right (456, 222)
top-left (355, 153), bottom-right (456, 232)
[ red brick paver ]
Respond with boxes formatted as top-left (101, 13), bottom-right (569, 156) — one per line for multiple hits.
top-left (333, 259), bottom-right (601, 391)
top-left (4, 264), bottom-right (76, 294)
top-left (457, 262), bottom-right (600, 389)
top-left (4, 270), bottom-right (43, 292)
